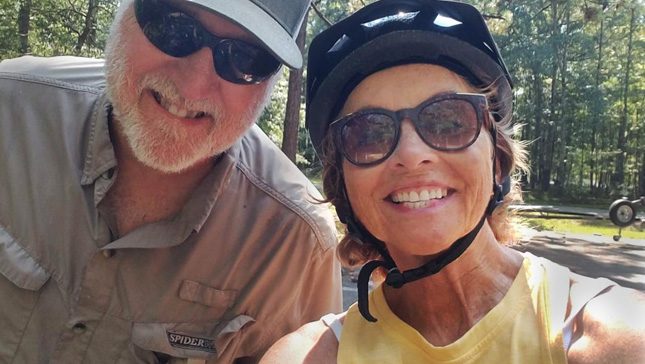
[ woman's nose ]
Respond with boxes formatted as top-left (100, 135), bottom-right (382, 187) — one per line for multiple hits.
top-left (390, 120), bottom-right (437, 169)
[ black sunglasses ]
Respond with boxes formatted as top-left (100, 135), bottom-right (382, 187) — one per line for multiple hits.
top-left (331, 93), bottom-right (488, 166)
top-left (134, 0), bottom-right (281, 84)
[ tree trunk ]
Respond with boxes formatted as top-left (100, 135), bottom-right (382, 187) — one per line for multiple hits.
top-left (542, 0), bottom-right (560, 192)
top-left (612, 6), bottom-right (635, 190)
top-left (589, 13), bottom-right (605, 193)
top-left (281, 10), bottom-right (309, 163)
top-left (75, 0), bottom-right (100, 55)
top-left (555, 3), bottom-right (571, 191)
top-left (531, 68), bottom-right (544, 191)
top-left (634, 106), bottom-right (645, 196)
top-left (637, 148), bottom-right (645, 196)
top-left (18, 0), bottom-right (32, 55)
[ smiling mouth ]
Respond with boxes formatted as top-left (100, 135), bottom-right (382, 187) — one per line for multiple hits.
top-left (152, 90), bottom-right (207, 119)
top-left (389, 187), bottom-right (449, 209)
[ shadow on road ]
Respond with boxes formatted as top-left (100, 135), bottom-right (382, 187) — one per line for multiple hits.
top-left (513, 234), bottom-right (645, 291)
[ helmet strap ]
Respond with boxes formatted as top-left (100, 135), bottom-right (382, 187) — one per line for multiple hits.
top-left (355, 212), bottom-right (487, 322)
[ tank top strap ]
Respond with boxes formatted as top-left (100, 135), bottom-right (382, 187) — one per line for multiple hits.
top-left (535, 255), bottom-right (572, 346)
top-left (561, 272), bottom-right (616, 350)
top-left (534, 255), bottom-right (616, 351)
top-left (321, 312), bottom-right (344, 341)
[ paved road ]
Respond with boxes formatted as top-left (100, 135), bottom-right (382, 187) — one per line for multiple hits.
top-left (514, 230), bottom-right (645, 291)
top-left (341, 229), bottom-right (645, 310)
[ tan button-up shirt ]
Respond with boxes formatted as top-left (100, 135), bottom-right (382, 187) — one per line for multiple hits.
top-left (0, 56), bottom-right (342, 363)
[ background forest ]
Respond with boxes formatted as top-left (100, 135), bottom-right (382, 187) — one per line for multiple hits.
top-left (1, 0), bottom-right (643, 203)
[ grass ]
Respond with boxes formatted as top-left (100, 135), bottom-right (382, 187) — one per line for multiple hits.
top-left (523, 217), bottom-right (645, 240)
top-left (523, 192), bottom-right (613, 210)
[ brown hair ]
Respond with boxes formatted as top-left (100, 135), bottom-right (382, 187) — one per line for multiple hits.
top-left (319, 79), bottom-right (529, 270)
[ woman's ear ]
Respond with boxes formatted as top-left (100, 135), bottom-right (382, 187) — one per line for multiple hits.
top-left (495, 156), bottom-right (502, 184)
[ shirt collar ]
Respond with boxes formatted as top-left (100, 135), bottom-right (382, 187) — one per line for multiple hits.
top-left (80, 91), bottom-right (117, 186)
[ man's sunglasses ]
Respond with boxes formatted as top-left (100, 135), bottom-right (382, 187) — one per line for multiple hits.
top-left (331, 93), bottom-right (488, 166)
top-left (134, 0), bottom-right (281, 85)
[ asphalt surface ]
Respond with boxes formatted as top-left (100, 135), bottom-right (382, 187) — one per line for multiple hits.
top-left (341, 229), bottom-right (645, 310)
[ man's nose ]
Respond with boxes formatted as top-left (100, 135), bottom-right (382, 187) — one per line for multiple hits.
top-left (176, 46), bottom-right (223, 98)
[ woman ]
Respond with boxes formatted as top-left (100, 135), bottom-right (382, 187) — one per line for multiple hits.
top-left (261, 0), bottom-right (644, 363)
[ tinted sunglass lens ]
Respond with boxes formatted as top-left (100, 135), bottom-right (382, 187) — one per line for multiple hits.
top-left (230, 42), bottom-right (280, 79)
top-left (341, 113), bottom-right (397, 165)
top-left (137, 0), bottom-right (202, 57)
top-left (164, 15), bottom-right (203, 57)
top-left (214, 41), bottom-right (280, 84)
top-left (418, 99), bottom-right (479, 150)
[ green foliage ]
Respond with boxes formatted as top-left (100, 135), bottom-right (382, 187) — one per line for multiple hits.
top-left (257, 0), bottom-right (378, 176)
top-left (0, 0), bottom-right (118, 60)
top-left (0, 2), bottom-right (19, 58)
top-left (471, 0), bottom-right (644, 199)
top-left (258, 68), bottom-right (290, 146)
top-left (524, 218), bottom-right (645, 240)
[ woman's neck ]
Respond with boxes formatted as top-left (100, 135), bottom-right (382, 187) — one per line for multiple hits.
top-left (382, 223), bottom-right (524, 346)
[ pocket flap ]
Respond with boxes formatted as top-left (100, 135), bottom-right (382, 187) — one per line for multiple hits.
top-left (178, 280), bottom-right (236, 311)
top-left (0, 226), bottom-right (50, 290)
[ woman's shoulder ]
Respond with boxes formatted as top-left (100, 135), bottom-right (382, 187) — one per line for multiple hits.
top-left (567, 284), bottom-right (645, 363)
top-left (260, 313), bottom-right (346, 364)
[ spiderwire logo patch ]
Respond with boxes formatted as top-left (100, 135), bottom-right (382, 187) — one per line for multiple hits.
top-left (166, 331), bottom-right (216, 353)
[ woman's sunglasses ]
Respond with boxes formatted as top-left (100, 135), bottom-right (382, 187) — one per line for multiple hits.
top-left (331, 93), bottom-right (488, 166)
top-left (134, 0), bottom-right (281, 85)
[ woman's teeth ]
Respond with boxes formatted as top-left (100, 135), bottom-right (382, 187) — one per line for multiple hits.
top-left (391, 188), bottom-right (448, 209)
top-left (153, 91), bottom-right (205, 119)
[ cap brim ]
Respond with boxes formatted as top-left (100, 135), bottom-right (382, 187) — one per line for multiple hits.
top-left (186, 0), bottom-right (303, 69)
top-left (306, 30), bottom-right (512, 155)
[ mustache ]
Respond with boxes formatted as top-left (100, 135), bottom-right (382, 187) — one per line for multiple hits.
top-left (138, 74), bottom-right (223, 120)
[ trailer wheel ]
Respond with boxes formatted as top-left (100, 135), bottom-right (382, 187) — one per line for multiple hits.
top-left (609, 200), bottom-right (636, 227)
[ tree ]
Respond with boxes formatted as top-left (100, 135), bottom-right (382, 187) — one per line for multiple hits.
top-left (612, 4), bottom-right (636, 190)
top-left (75, 0), bottom-right (100, 55)
top-left (281, 9), bottom-right (309, 163)
top-left (18, 0), bottom-right (31, 55)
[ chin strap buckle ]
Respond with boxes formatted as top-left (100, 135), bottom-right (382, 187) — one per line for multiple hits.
top-left (385, 268), bottom-right (405, 288)
top-left (486, 176), bottom-right (510, 215)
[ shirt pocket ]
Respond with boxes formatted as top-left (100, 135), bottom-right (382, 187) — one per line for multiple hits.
top-left (131, 279), bottom-right (255, 360)
top-left (131, 315), bottom-right (255, 360)
top-left (0, 226), bottom-right (51, 359)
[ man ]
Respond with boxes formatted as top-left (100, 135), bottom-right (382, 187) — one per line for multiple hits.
top-left (0, 0), bottom-right (341, 362)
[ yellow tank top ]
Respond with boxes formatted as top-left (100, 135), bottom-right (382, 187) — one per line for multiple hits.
top-left (337, 253), bottom-right (613, 364)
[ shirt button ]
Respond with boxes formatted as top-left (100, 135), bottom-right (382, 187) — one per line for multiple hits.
top-left (102, 249), bottom-right (115, 258)
top-left (72, 322), bottom-right (87, 334)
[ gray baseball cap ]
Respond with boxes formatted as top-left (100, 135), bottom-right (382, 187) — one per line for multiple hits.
top-left (185, 0), bottom-right (311, 69)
